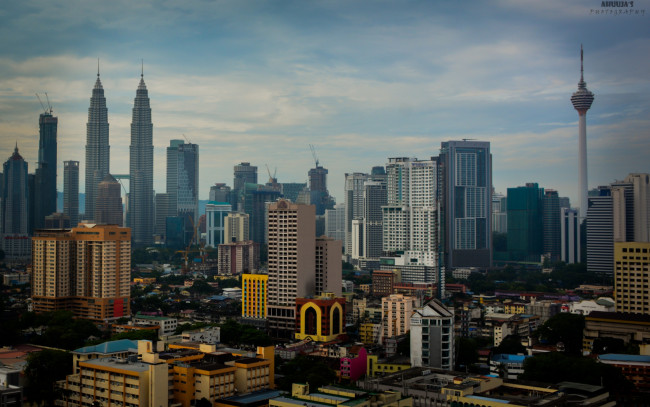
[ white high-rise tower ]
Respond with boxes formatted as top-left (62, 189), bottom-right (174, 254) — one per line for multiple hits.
top-left (571, 45), bottom-right (595, 221)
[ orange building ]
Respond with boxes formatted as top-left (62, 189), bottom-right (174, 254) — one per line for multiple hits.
top-left (31, 224), bottom-right (131, 320)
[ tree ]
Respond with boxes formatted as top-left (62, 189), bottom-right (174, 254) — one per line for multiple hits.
top-left (396, 332), bottom-right (410, 356)
top-left (276, 355), bottom-right (336, 391)
top-left (455, 337), bottom-right (479, 370)
top-left (24, 349), bottom-right (73, 406)
top-left (110, 330), bottom-right (159, 342)
top-left (493, 335), bottom-right (526, 355)
top-left (521, 352), bottom-right (634, 394)
top-left (533, 313), bottom-right (584, 355)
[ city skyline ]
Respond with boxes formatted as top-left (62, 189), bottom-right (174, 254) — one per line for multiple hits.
top-left (1, 1), bottom-right (649, 205)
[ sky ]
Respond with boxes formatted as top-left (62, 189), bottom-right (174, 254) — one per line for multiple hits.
top-left (1, 0), bottom-right (649, 206)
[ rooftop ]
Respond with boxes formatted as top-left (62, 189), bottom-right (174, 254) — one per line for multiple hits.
top-left (74, 339), bottom-right (138, 355)
top-left (82, 357), bottom-right (151, 373)
top-left (598, 354), bottom-right (650, 363)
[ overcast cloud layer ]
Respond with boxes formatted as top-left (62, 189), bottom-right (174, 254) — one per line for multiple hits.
top-left (1, 0), bottom-right (649, 205)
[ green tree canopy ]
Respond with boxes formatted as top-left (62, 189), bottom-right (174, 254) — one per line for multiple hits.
top-left (24, 349), bottom-right (73, 406)
top-left (533, 313), bottom-right (585, 355)
top-left (493, 335), bottom-right (526, 355)
top-left (220, 319), bottom-right (273, 347)
top-left (276, 355), bottom-right (337, 391)
top-left (521, 352), bottom-right (634, 394)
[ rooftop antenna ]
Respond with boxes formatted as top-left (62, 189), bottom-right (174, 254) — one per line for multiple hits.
top-left (580, 43), bottom-right (584, 83)
top-left (97, 58), bottom-right (100, 77)
top-left (141, 59), bottom-right (144, 78)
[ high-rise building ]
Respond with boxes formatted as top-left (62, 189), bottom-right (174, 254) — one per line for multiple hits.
top-left (63, 161), bottom-right (79, 227)
top-left (166, 140), bottom-right (199, 246)
top-left (154, 192), bottom-right (170, 241)
top-left (410, 299), bottom-right (454, 370)
top-left (128, 70), bottom-right (154, 247)
top-left (543, 189), bottom-right (561, 261)
top-left (620, 174), bottom-right (650, 242)
top-left (209, 183), bottom-right (233, 205)
top-left (233, 162), bottom-right (257, 209)
top-left (507, 183), bottom-right (543, 262)
top-left (571, 45), bottom-right (595, 221)
top-left (363, 179), bottom-right (387, 260)
top-left (224, 212), bottom-right (250, 243)
top-left (561, 207), bottom-right (581, 263)
top-left (205, 202), bottom-right (231, 248)
top-left (33, 109), bottom-right (58, 229)
top-left (218, 240), bottom-right (260, 275)
top-left (241, 183), bottom-right (281, 244)
top-left (84, 69), bottom-right (110, 222)
top-left (1, 145), bottom-right (30, 259)
top-left (307, 165), bottom-right (334, 216)
top-left (344, 173), bottom-right (368, 255)
top-left (278, 182), bottom-right (305, 203)
top-left (95, 174), bottom-right (123, 226)
top-left (315, 236), bottom-right (342, 297)
top-left (587, 186), bottom-right (613, 274)
top-left (267, 200), bottom-right (315, 338)
top-left (324, 203), bottom-right (345, 243)
top-left (492, 193), bottom-right (507, 234)
top-left (242, 273), bottom-right (268, 320)
top-left (31, 224), bottom-right (131, 320)
top-left (614, 241), bottom-right (650, 315)
top-left (382, 157), bottom-right (438, 268)
top-left (439, 140), bottom-right (492, 269)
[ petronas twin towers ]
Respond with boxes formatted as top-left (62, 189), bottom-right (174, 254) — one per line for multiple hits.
top-left (85, 65), bottom-right (153, 246)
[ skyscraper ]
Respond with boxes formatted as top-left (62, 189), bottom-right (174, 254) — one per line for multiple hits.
top-left (543, 189), bottom-right (561, 261)
top-left (1, 145), bottom-right (30, 258)
top-left (33, 109), bottom-right (58, 229)
top-left (439, 140), bottom-right (492, 269)
top-left (587, 186), bottom-right (613, 274)
top-left (166, 140), bottom-right (199, 246)
top-left (363, 179), bottom-right (387, 259)
top-left (571, 45), bottom-right (595, 221)
top-left (84, 68), bottom-right (110, 222)
top-left (233, 162), bottom-right (257, 210)
top-left (63, 161), bottom-right (79, 227)
top-left (267, 200), bottom-right (315, 338)
top-left (344, 173), bottom-right (368, 255)
top-left (307, 165), bottom-right (334, 216)
top-left (128, 69), bottom-right (154, 247)
top-left (382, 157), bottom-right (439, 267)
top-left (95, 174), bottom-right (123, 226)
top-left (507, 183), bottom-right (543, 262)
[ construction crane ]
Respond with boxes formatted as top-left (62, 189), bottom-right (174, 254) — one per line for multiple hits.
top-left (265, 164), bottom-right (277, 184)
top-left (182, 134), bottom-right (192, 144)
top-left (35, 92), bottom-right (53, 115)
top-left (309, 144), bottom-right (319, 167)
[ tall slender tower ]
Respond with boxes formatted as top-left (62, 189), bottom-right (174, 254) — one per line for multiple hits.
top-left (129, 65), bottom-right (154, 246)
top-left (571, 45), bottom-right (595, 220)
top-left (84, 64), bottom-right (110, 221)
top-left (63, 161), bottom-right (79, 227)
top-left (34, 108), bottom-right (58, 228)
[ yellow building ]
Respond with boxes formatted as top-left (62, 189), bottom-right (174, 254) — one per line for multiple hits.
top-left (31, 224), bottom-right (131, 320)
top-left (295, 294), bottom-right (345, 342)
top-left (615, 242), bottom-right (650, 315)
top-left (360, 323), bottom-right (381, 346)
top-left (134, 277), bottom-right (156, 284)
top-left (269, 383), bottom-right (412, 407)
top-left (242, 273), bottom-right (268, 319)
top-left (503, 302), bottom-right (526, 315)
top-left (366, 354), bottom-right (411, 377)
top-left (57, 350), bottom-right (168, 407)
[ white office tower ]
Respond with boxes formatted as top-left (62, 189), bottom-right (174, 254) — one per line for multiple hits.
top-left (382, 157), bottom-right (438, 268)
top-left (325, 203), bottom-right (346, 243)
top-left (411, 299), bottom-right (454, 370)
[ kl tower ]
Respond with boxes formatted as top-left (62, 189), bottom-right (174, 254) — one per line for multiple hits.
top-left (571, 45), bottom-right (594, 222)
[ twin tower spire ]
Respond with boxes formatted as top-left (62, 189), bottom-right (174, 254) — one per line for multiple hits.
top-left (85, 60), bottom-right (153, 246)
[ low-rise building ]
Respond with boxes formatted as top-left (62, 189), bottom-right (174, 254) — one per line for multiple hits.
top-left (598, 354), bottom-right (650, 392)
top-left (366, 354), bottom-right (411, 378)
top-left (134, 313), bottom-right (178, 336)
top-left (583, 311), bottom-right (650, 355)
top-left (182, 326), bottom-right (221, 344)
top-left (489, 354), bottom-right (530, 379)
top-left (410, 299), bottom-right (454, 370)
top-left (270, 383), bottom-right (412, 407)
